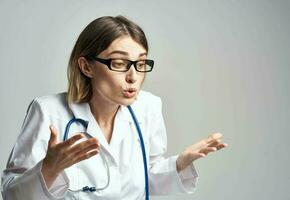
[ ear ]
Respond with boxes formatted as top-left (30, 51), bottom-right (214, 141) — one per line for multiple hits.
top-left (78, 57), bottom-right (93, 78)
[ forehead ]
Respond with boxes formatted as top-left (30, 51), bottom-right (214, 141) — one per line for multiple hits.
top-left (101, 36), bottom-right (147, 58)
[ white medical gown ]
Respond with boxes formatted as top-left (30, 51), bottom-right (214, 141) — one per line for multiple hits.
top-left (1, 90), bottom-right (198, 200)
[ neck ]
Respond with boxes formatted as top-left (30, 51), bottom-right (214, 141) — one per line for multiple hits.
top-left (89, 93), bottom-right (119, 128)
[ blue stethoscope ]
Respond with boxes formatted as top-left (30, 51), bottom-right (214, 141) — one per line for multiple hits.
top-left (63, 105), bottom-right (149, 200)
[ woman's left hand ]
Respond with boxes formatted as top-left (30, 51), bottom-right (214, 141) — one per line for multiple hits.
top-left (176, 133), bottom-right (228, 172)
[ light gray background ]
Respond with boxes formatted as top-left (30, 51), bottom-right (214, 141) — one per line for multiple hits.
top-left (1, 0), bottom-right (290, 200)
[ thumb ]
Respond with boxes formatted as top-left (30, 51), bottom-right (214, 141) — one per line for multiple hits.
top-left (48, 125), bottom-right (59, 146)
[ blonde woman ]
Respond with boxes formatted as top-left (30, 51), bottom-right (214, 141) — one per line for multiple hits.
top-left (1, 15), bottom-right (227, 200)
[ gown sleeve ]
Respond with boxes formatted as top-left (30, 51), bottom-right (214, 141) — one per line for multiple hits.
top-left (148, 97), bottom-right (199, 195)
top-left (1, 98), bottom-right (69, 200)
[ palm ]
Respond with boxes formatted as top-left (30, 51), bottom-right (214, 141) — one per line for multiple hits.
top-left (176, 133), bottom-right (228, 172)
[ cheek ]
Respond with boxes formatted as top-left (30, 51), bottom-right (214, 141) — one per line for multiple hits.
top-left (138, 74), bottom-right (146, 87)
top-left (91, 69), bottom-right (146, 92)
top-left (92, 70), bottom-right (123, 90)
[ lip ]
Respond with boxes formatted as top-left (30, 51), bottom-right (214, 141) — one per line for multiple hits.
top-left (123, 88), bottom-right (137, 98)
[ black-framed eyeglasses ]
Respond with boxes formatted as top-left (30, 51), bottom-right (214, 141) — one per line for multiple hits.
top-left (86, 56), bottom-right (154, 72)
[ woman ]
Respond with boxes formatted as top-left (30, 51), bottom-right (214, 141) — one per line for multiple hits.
top-left (1, 15), bottom-right (227, 200)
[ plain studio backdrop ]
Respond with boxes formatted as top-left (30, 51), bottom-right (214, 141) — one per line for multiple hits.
top-left (1, 1), bottom-right (290, 200)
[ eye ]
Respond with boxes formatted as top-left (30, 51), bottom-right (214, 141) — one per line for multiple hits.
top-left (136, 61), bottom-right (146, 69)
top-left (111, 59), bottom-right (127, 69)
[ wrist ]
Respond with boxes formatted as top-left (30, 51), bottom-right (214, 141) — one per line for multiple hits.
top-left (176, 156), bottom-right (183, 173)
top-left (41, 161), bottom-right (59, 188)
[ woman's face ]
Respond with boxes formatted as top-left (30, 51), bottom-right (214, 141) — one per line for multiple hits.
top-left (89, 36), bottom-right (147, 106)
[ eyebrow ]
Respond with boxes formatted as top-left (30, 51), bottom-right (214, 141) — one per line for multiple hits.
top-left (108, 50), bottom-right (147, 57)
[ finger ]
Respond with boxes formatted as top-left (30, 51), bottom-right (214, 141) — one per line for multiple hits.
top-left (207, 139), bottom-right (222, 147)
top-left (216, 143), bottom-right (228, 150)
top-left (73, 144), bottom-right (100, 159)
top-left (69, 138), bottom-right (100, 155)
top-left (60, 144), bottom-right (99, 167)
top-left (69, 149), bottom-right (99, 166)
top-left (191, 152), bottom-right (206, 161)
top-left (58, 134), bottom-right (85, 149)
top-left (194, 137), bottom-right (219, 150)
top-left (206, 133), bottom-right (223, 143)
top-left (196, 133), bottom-right (223, 149)
top-left (49, 125), bottom-right (59, 147)
top-left (191, 139), bottom-right (209, 150)
top-left (199, 147), bottom-right (217, 155)
top-left (78, 150), bottom-right (99, 162)
top-left (189, 133), bottom-right (223, 152)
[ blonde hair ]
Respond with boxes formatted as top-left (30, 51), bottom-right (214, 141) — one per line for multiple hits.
top-left (67, 15), bottom-right (148, 103)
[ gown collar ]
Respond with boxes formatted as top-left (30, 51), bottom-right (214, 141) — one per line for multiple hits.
top-left (67, 101), bottom-right (137, 163)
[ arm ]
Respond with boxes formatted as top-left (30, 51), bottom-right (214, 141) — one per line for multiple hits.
top-left (1, 99), bottom-right (69, 200)
top-left (1, 98), bottom-right (100, 200)
top-left (148, 97), bottom-right (199, 195)
top-left (148, 97), bottom-right (228, 196)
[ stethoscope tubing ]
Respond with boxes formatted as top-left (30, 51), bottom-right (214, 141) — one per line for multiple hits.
top-left (63, 105), bottom-right (149, 200)
top-left (127, 106), bottom-right (149, 200)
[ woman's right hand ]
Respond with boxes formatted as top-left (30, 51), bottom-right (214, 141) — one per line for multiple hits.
top-left (41, 125), bottom-right (100, 188)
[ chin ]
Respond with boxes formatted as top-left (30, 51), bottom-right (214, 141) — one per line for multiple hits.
top-left (118, 97), bottom-right (137, 106)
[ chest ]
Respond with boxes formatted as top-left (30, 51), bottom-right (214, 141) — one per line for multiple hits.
top-left (52, 115), bottom-right (149, 199)
top-left (64, 127), bottom-right (149, 199)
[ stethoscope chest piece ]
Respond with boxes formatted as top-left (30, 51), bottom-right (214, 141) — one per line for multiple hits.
top-left (64, 105), bottom-right (149, 200)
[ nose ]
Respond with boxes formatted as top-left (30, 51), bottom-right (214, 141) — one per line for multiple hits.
top-left (125, 66), bottom-right (137, 84)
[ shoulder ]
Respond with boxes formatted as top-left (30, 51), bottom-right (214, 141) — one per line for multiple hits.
top-left (129, 91), bottom-right (166, 140)
top-left (137, 90), bottom-right (162, 105)
top-left (28, 92), bottom-right (71, 117)
top-left (130, 90), bottom-right (163, 118)
top-left (134, 90), bottom-right (162, 108)
top-left (33, 92), bottom-right (67, 106)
